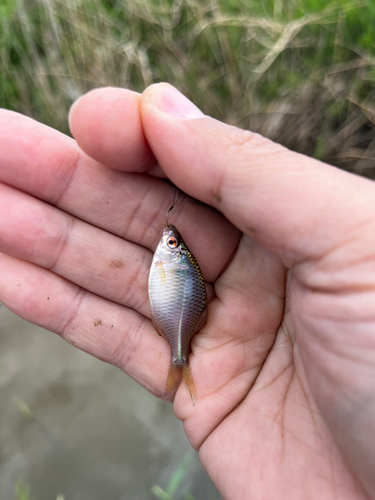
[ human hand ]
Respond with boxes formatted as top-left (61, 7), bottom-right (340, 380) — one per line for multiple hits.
top-left (1, 84), bottom-right (375, 500)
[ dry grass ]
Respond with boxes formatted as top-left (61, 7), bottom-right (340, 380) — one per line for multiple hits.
top-left (1, 0), bottom-right (375, 176)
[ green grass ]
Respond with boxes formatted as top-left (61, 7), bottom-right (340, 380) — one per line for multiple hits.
top-left (13, 481), bottom-right (65, 500)
top-left (1, 0), bottom-right (375, 176)
top-left (13, 481), bottom-right (34, 500)
top-left (151, 453), bottom-right (196, 500)
top-left (12, 454), bottom-right (193, 500)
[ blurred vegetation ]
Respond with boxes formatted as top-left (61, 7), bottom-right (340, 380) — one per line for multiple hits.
top-left (151, 453), bottom-right (196, 500)
top-left (12, 454), bottom-right (194, 500)
top-left (1, 0), bottom-right (375, 176)
top-left (13, 481), bottom-right (34, 500)
top-left (13, 481), bottom-right (64, 500)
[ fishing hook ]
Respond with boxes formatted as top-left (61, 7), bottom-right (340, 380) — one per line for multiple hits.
top-left (166, 187), bottom-right (178, 227)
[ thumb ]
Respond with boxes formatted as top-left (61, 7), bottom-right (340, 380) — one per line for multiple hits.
top-left (140, 83), bottom-right (375, 267)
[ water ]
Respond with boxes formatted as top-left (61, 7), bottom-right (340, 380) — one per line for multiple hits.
top-left (0, 308), bottom-right (221, 500)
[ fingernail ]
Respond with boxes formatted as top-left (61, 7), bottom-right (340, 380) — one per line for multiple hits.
top-left (145, 83), bottom-right (204, 119)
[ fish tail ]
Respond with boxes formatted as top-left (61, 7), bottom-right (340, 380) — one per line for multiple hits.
top-left (165, 364), bottom-right (182, 396)
top-left (182, 366), bottom-right (196, 406)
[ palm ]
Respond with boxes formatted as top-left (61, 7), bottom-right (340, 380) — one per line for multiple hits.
top-left (188, 241), bottom-right (366, 499)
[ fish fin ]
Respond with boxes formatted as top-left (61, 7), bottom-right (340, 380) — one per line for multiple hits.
top-left (182, 366), bottom-right (196, 406)
top-left (165, 364), bottom-right (182, 396)
top-left (151, 314), bottom-right (169, 342)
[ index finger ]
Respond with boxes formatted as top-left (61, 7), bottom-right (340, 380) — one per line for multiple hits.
top-left (68, 87), bottom-right (156, 172)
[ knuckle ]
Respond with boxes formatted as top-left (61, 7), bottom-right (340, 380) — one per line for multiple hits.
top-left (224, 126), bottom-right (285, 159)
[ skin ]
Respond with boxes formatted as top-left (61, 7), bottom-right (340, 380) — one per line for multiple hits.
top-left (0, 83), bottom-right (375, 499)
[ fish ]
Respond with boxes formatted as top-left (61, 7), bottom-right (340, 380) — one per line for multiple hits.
top-left (148, 223), bottom-right (207, 405)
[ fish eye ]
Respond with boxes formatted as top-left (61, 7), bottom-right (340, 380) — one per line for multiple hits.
top-left (167, 237), bottom-right (178, 249)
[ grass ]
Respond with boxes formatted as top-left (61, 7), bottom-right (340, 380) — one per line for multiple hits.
top-left (11, 395), bottom-right (195, 500)
top-left (1, 0), bottom-right (375, 176)
top-left (12, 454), bottom-right (193, 500)
top-left (12, 400), bottom-right (65, 500)
top-left (13, 482), bottom-right (34, 500)
top-left (151, 453), bottom-right (196, 500)
top-left (2, 3), bottom-right (374, 497)
top-left (13, 481), bottom-right (65, 500)
top-left (10, 393), bottom-right (196, 499)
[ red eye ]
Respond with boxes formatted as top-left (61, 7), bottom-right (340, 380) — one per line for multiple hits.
top-left (167, 237), bottom-right (178, 249)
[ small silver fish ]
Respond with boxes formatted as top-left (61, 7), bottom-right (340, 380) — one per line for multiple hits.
top-left (148, 223), bottom-right (207, 405)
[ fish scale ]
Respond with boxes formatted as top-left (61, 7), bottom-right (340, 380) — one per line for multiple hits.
top-left (148, 224), bottom-right (207, 405)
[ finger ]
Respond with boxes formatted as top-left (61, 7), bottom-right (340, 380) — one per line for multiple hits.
top-left (0, 182), bottom-right (151, 315)
top-left (0, 182), bottom-right (215, 313)
top-left (140, 83), bottom-right (375, 267)
top-left (68, 87), bottom-right (156, 172)
top-left (0, 253), bottom-right (170, 398)
top-left (0, 110), bottom-right (240, 282)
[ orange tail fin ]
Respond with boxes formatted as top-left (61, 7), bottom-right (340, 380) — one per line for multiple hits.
top-left (182, 366), bottom-right (196, 406)
top-left (165, 365), bottom-right (182, 397)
